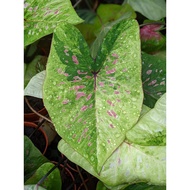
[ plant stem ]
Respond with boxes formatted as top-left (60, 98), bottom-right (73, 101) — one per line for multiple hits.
top-left (24, 97), bottom-right (53, 124)
top-left (73, 0), bottom-right (83, 8)
top-left (28, 118), bottom-right (46, 138)
top-left (76, 165), bottom-right (88, 190)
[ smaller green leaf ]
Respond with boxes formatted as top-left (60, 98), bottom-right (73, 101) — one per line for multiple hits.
top-left (24, 136), bottom-right (49, 182)
top-left (124, 0), bottom-right (166, 20)
top-left (141, 52), bottom-right (166, 108)
top-left (126, 93), bottom-right (166, 146)
top-left (140, 24), bottom-right (166, 53)
top-left (76, 9), bottom-right (96, 24)
top-left (24, 70), bottom-right (46, 99)
top-left (24, 185), bottom-right (47, 190)
top-left (25, 163), bottom-right (62, 190)
top-left (96, 181), bottom-right (109, 190)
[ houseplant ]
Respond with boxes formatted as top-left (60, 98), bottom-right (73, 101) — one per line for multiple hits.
top-left (24, 0), bottom-right (166, 189)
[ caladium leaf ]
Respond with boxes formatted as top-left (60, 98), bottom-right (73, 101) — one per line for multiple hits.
top-left (25, 163), bottom-right (62, 190)
top-left (140, 24), bottom-right (166, 54)
top-left (24, 0), bottom-right (83, 46)
top-left (43, 19), bottom-right (143, 173)
top-left (57, 94), bottom-right (166, 187)
top-left (141, 52), bottom-right (166, 108)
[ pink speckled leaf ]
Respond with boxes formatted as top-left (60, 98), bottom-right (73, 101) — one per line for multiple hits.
top-left (43, 19), bottom-right (143, 173)
top-left (24, 0), bottom-right (83, 46)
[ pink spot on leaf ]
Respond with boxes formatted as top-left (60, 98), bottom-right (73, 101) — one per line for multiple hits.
top-left (146, 70), bottom-right (152, 75)
top-left (109, 124), bottom-right (115, 128)
top-left (86, 94), bottom-right (92, 101)
top-left (114, 90), bottom-right (120, 94)
top-left (107, 100), bottom-right (115, 106)
top-left (88, 142), bottom-right (92, 146)
top-left (113, 59), bottom-right (118, 64)
top-left (89, 104), bottom-right (93, 108)
top-left (64, 49), bottom-right (68, 53)
top-left (107, 139), bottom-right (111, 144)
top-left (85, 76), bottom-right (92, 79)
top-left (117, 99), bottom-right (121, 102)
top-left (160, 81), bottom-right (165, 85)
top-left (72, 55), bottom-right (79, 65)
top-left (99, 82), bottom-right (104, 87)
top-left (112, 53), bottom-right (119, 58)
top-left (148, 80), bottom-right (157, 86)
top-left (76, 92), bottom-right (86, 100)
top-left (81, 105), bottom-right (88, 111)
top-left (107, 110), bottom-right (117, 118)
top-left (54, 9), bottom-right (59, 14)
top-left (77, 70), bottom-right (87, 75)
top-left (74, 85), bottom-right (85, 91)
top-left (123, 68), bottom-right (127, 72)
top-left (62, 99), bottom-right (69, 104)
top-left (109, 83), bottom-right (114, 87)
top-left (106, 68), bottom-right (116, 74)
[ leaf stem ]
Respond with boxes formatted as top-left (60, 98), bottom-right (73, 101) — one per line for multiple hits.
top-left (24, 97), bottom-right (53, 124)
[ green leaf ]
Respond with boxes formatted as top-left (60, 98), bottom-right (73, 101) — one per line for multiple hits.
top-left (126, 93), bottom-right (166, 146)
top-left (25, 163), bottom-right (62, 190)
top-left (43, 19), bottom-right (143, 173)
top-left (24, 0), bottom-right (83, 46)
top-left (141, 52), bottom-right (166, 108)
top-left (76, 3), bottom-right (136, 47)
top-left (124, 0), bottom-right (166, 21)
top-left (24, 70), bottom-right (46, 99)
top-left (24, 185), bottom-right (47, 190)
top-left (24, 136), bottom-right (49, 182)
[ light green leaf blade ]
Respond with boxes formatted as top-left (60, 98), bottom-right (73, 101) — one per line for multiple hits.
top-left (24, 136), bottom-right (49, 182)
top-left (124, 0), bottom-right (166, 21)
top-left (58, 138), bottom-right (166, 187)
top-left (126, 93), bottom-right (166, 146)
top-left (24, 70), bottom-right (46, 99)
top-left (25, 163), bottom-right (62, 190)
top-left (43, 19), bottom-right (143, 173)
top-left (24, 0), bottom-right (83, 46)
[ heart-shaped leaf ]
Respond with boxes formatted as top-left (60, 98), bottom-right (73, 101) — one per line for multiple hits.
top-left (57, 94), bottom-right (166, 187)
top-left (43, 19), bottom-right (143, 173)
top-left (24, 136), bottom-right (49, 182)
top-left (25, 163), bottom-right (62, 190)
top-left (24, 0), bottom-right (83, 46)
top-left (141, 52), bottom-right (166, 108)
